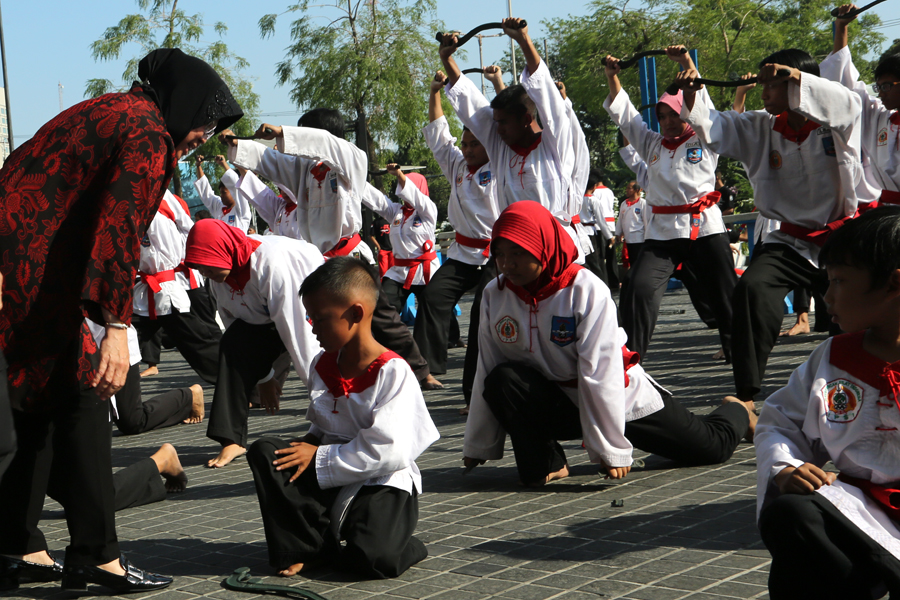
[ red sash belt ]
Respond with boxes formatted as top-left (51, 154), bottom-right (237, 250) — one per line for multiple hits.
top-left (137, 269), bottom-right (177, 319)
top-left (779, 213), bottom-right (857, 248)
top-left (838, 473), bottom-right (900, 521)
top-left (393, 241), bottom-right (437, 289)
top-left (324, 233), bottom-right (363, 258)
top-left (651, 191), bottom-right (721, 241)
top-left (455, 232), bottom-right (491, 258)
top-left (860, 189), bottom-right (900, 214)
top-left (571, 214), bottom-right (581, 225)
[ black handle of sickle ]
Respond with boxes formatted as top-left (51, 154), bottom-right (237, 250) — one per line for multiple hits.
top-left (223, 127), bottom-right (275, 142)
top-left (664, 68), bottom-right (792, 96)
top-left (435, 20), bottom-right (527, 46)
top-left (830, 0), bottom-right (886, 18)
top-left (461, 68), bottom-right (483, 74)
top-left (600, 48), bottom-right (687, 69)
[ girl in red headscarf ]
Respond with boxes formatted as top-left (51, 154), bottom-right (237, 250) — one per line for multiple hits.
top-left (602, 46), bottom-right (738, 366)
top-left (361, 164), bottom-right (442, 318)
top-left (462, 201), bottom-right (754, 487)
top-left (184, 219), bottom-right (324, 469)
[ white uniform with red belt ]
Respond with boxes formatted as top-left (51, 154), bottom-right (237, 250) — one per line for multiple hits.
top-left (422, 116), bottom-right (499, 266)
top-left (194, 169), bottom-right (252, 231)
top-left (236, 169), bottom-right (302, 239)
top-left (592, 185), bottom-right (617, 241)
top-left (362, 182), bottom-right (440, 289)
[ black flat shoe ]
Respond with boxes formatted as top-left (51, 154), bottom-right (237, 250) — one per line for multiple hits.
top-left (61, 554), bottom-right (172, 594)
top-left (0, 553), bottom-right (64, 591)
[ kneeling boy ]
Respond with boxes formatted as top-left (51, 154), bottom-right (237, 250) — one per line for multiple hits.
top-left (248, 257), bottom-right (439, 579)
top-left (755, 206), bottom-right (900, 598)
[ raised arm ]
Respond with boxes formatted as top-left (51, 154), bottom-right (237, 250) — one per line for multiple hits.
top-left (238, 170), bottom-right (281, 228)
top-left (389, 165), bottom-right (438, 226)
top-left (222, 131), bottom-right (309, 199)
top-left (502, 17), bottom-right (539, 75)
top-left (438, 33), bottom-right (463, 85)
top-left (484, 65), bottom-right (506, 94)
top-left (428, 71), bottom-right (447, 123)
top-left (360, 181), bottom-right (398, 221)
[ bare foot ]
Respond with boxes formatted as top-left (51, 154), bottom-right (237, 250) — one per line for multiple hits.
top-left (712, 348), bottom-right (725, 361)
top-left (277, 563), bottom-right (305, 577)
top-left (207, 443), bottom-right (247, 468)
top-left (151, 443), bottom-right (188, 492)
top-left (723, 396), bottom-right (758, 442)
top-left (1, 551), bottom-right (54, 566)
top-left (421, 374), bottom-right (444, 390)
top-left (183, 385), bottom-right (205, 424)
top-left (780, 313), bottom-right (810, 336)
top-left (526, 464), bottom-right (569, 487)
top-left (459, 406), bottom-right (469, 416)
top-left (140, 365), bottom-right (159, 377)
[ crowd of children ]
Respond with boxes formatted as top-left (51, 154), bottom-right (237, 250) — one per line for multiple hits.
top-left (1, 7), bottom-right (900, 597)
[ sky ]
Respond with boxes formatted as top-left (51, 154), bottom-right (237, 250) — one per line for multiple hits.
top-left (2, 0), bottom-right (899, 145)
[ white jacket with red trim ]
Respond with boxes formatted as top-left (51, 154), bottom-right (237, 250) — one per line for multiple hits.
top-left (194, 170), bottom-right (252, 231)
top-left (465, 268), bottom-right (665, 469)
top-left (236, 170), bottom-right (302, 239)
top-left (755, 332), bottom-right (900, 560)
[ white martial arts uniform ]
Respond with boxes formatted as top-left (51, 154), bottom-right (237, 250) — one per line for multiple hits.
top-left (592, 186), bottom-right (617, 242)
top-left (422, 116), bottom-right (500, 266)
top-left (465, 268), bottom-right (665, 468)
top-left (755, 332), bottom-right (900, 560)
top-left (604, 88), bottom-right (726, 242)
top-left (237, 170), bottom-right (303, 239)
top-left (228, 128), bottom-right (374, 263)
top-left (194, 169), bottom-right (252, 232)
top-left (615, 197), bottom-right (647, 245)
top-left (133, 190), bottom-right (195, 318)
top-left (682, 72), bottom-right (863, 266)
top-left (444, 62), bottom-right (590, 260)
top-left (208, 235), bottom-right (323, 385)
top-left (820, 46), bottom-right (899, 199)
top-left (362, 182), bottom-right (440, 289)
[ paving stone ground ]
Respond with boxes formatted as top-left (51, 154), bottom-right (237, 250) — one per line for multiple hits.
top-left (6, 288), bottom-right (832, 600)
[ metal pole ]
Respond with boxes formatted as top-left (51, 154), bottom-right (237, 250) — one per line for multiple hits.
top-left (0, 0), bottom-right (14, 152)
top-left (478, 35), bottom-right (486, 95)
top-left (507, 0), bottom-right (517, 81)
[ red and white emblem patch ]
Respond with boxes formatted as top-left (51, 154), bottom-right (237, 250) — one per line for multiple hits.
top-left (823, 379), bottom-right (864, 423)
top-left (496, 316), bottom-right (519, 344)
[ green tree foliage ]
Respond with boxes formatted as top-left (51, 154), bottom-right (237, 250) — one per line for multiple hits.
top-left (543, 0), bottom-right (886, 204)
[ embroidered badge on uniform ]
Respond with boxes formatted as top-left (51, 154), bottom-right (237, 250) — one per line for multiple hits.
top-left (634, 208), bottom-right (641, 216)
top-left (478, 171), bottom-right (492, 186)
top-left (412, 216), bottom-right (423, 228)
top-left (455, 173), bottom-right (464, 186)
top-left (227, 214), bottom-right (236, 225)
top-left (141, 233), bottom-right (151, 247)
top-left (879, 128), bottom-right (889, 146)
top-left (392, 214), bottom-right (403, 226)
top-left (649, 153), bottom-right (659, 165)
top-left (691, 215), bottom-right (701, 230)
top-left (821, 136), bottom-right (836, 157)
top-left (496, 316), bottom-right (519, 343)
top-left (823, 379), bottom-right (864, 423)
top-left (330, 175), bottom-right (338, 192)
top-left (686, 147), bottom-right (703, 164)
top-left (550, 316), bottom-right (576, 347)
top-left (769, 150), bottom-right (782, 170)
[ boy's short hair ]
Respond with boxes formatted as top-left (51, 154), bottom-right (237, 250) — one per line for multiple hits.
top-left (628, 180), bottom-right (642, 193)
top-left (875, 53), bottom-right (900, 81)
top-left (586, 169), bottom-right (603, 191)
top-left (298, 108), bottom-right (345, 139)
top-left (820, 206), bottom-right (900, 289)
top-left (759, 49), bottom-right (820, 77)
top-left (300, 256), bottom-right (380, 307)
top-left (194, 209), bottom-right (212, 221)
top-left (490, 84), bottom-right (536, 119)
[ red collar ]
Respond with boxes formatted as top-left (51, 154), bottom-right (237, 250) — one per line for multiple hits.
top-left (829, 331), bottom-right (900, 410)
top-left (510, 132), bottom-right (542, 157)
top-left (502, 264), bottom-right (583, 306)
top-left (222, 205), bottom-right (233, 215)
top-left (467, 161), bottom-right (488, 175)
top-left (772, 112), bottom-right (820, 144)
top-left (314, 350), bottom-right (402, 410)
top-left (625, 197), bottom-right (640, 207)
top-left (660, 131), bottom-right (694, 151)
top-left (890, 112), bottom-right (900, 126)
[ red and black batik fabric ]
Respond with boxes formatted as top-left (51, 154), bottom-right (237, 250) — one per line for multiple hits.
top-left (0, 87), bottom-right (175, 411)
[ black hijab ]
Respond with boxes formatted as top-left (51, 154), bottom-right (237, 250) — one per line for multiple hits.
top-left (137, 48), bottom-right (243, 146)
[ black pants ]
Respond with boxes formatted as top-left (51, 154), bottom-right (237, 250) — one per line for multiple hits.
top-left (381, 278), bottom-right (426, 317)
top-left (113, 364), bottom-right (193, 435)
top-left (112, 458), bottom-right (166, 512)
top-left (462, 259), bottom-right (498, 402)
top-left (583, 234), bottom-right (608, 285)
top-left (0, 388), bottom-right (119, 567)
top-left (412, 258), bottom-right (493, 376)
top-left (207, 320), bottom-right (286, 448)
top-left (792, 287), bottom-right (830, 332)
top-left (482, 363), bottom-right (747, 484)
top-left (759, 493), bottom-right (900, 599)
top-left (604, 242), bottom-right (620, 290)
top-left (0, 361), bottom-right (15, 482)
top-left (621, 233), bottom-right (737, 361)
top-left (248, 437), bottom-right (427, 579)
top-left (133, 307), bottom-right (220, 384)
top-left (371, 281), bottom-right (429, 382)
top-left (731, 243), bottom-right (837, 398)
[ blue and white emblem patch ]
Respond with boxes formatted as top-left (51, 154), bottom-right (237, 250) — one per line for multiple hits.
top-left (686, 147), bottom-right (703, 164)
top-left (550, 316), bottom-right (576, 347)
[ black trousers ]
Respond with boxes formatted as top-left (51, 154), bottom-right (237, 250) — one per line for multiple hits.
top-left (133, 307), bottom-right (220, 384)
top-left (620, 233), bottom-right (737, 361)
top-left (604, 242), bottom-right (620, 290)
top-left (462, 259), bottom-right (498, 402)
top-left (759, 493), bottom-right (900, 599)
top-left (371, 281), bottom-right (429, 382)
top-left (412, 258), bottom-right (492, 376)
top-left (583, 234), bottom-right (608, 285)
top-left (792, 287), bottom-right (830, 332)
top-left (248, 437), bottom-right (427, 579)
top-left (207, 320), bottom-right (286, 448)
top-left (0, 388), bottom-right (119, 567)
top-left (731, 243), bottom-right (837, 398)
top-left (112, 458), bottom-right (166, 512)
top-left (113, 364), bottom-right (193, 435)
top-left (482, 363), bottom-right (747, 484)
top-left (381, 278), bottom-right (426, 317)
top-left (0, 361), bottom-right (15, 482)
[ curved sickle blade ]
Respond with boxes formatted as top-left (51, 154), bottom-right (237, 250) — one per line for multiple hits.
top-left (462, 67), bottom-right (485, 75)
top-left (601, 48), bottom-right (687, 69)
top-left (369, 165), bottom-right (427, 176)
top-left (435, 20), bottom-right (527, 47)
top-left (830, 0), bottom-right (887, 18)
top-left (664, 69), bottom-right (791, 96)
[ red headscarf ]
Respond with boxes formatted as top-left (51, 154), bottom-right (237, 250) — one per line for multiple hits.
top-left (185, 219), bottom-right (261, 291)
top-left (491, 201), bottom-right (583, 304)
top-left (656, 89), bottom-right (695, 149)
top-left (401, 173), bottom-right (430, 223)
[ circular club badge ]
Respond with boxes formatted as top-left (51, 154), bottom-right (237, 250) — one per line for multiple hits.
top-left (823, 379), bottom-right (864, 423)
top-left (496, 316), bottom-right (519, 344)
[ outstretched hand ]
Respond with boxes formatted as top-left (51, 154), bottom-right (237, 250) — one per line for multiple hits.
top-left (438, 33), bottom-right (459, 59)
top-left (834, 3), bottom-right (858, 22)
top-left (603, 55), bottom-right (621, 78)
